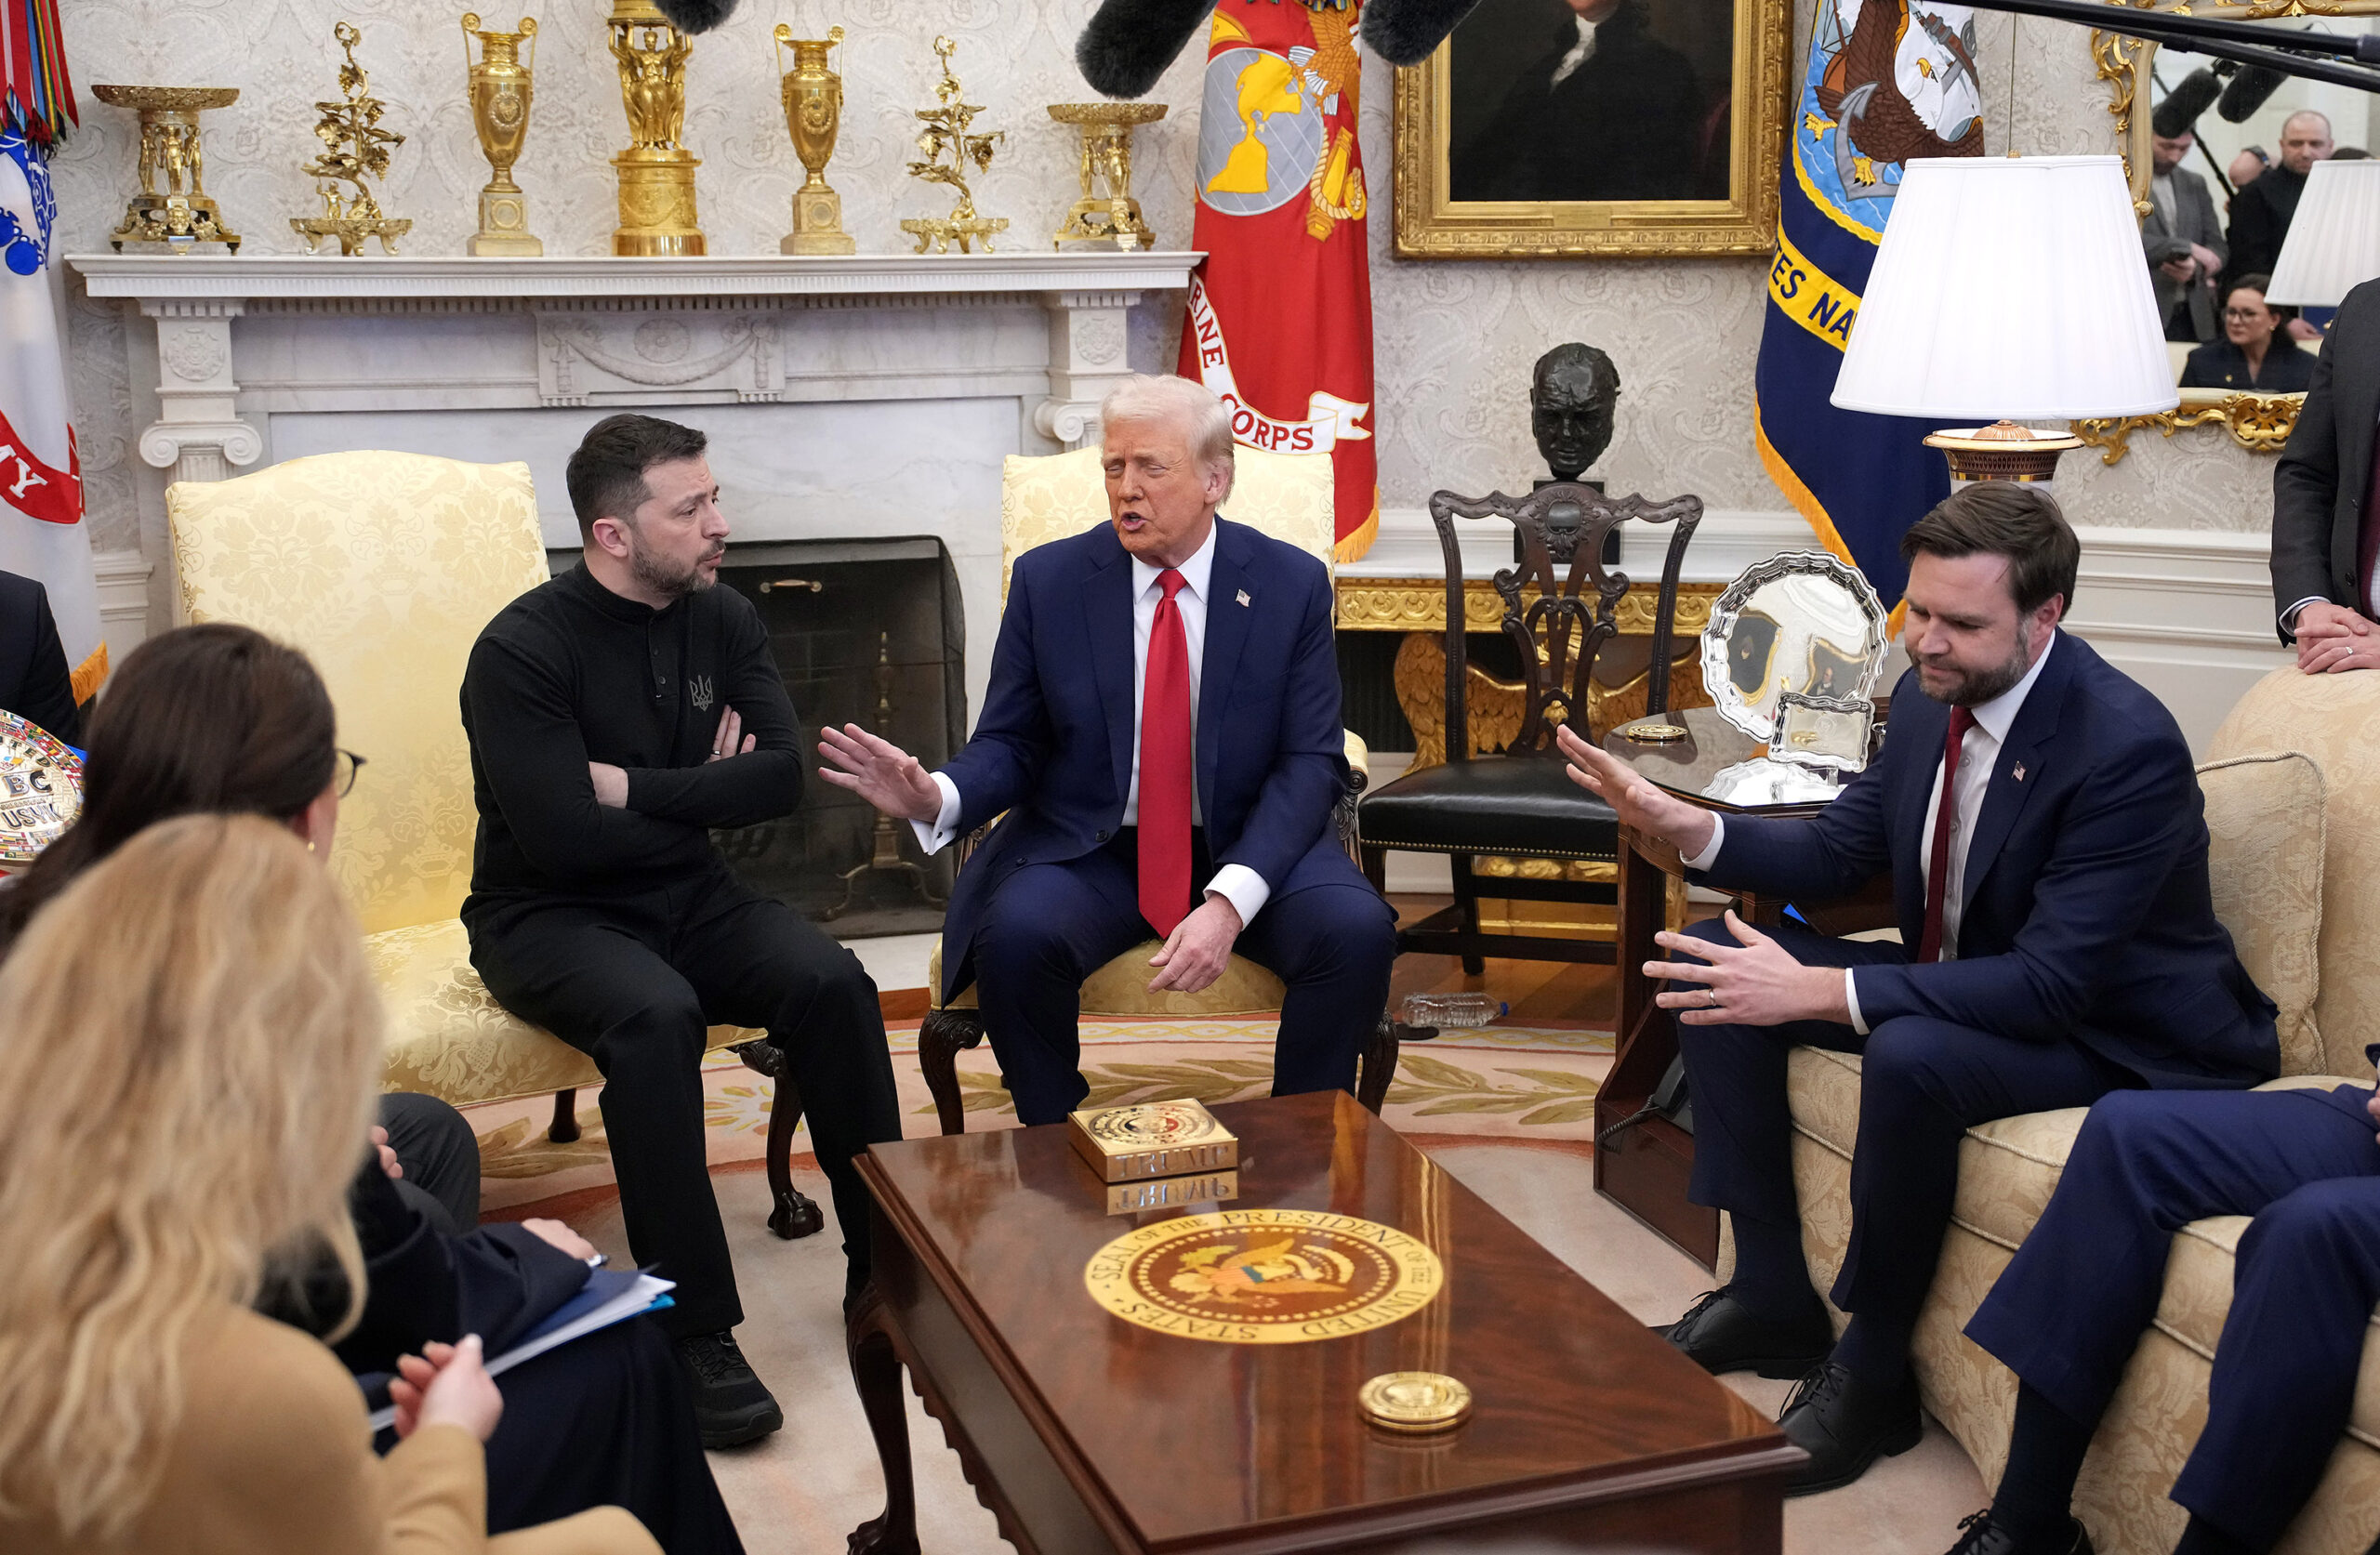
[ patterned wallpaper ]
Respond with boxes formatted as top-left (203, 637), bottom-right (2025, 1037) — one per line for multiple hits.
top-left (51, 0), bottom-right (2272, 560)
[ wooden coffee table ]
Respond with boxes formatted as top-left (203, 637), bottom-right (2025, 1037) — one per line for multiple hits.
top-left (844, 1091), bottom-right (1802, 1554)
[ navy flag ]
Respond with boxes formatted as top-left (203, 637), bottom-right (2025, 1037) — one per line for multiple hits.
top-left (1754, 0), bottom-right (1985, 615)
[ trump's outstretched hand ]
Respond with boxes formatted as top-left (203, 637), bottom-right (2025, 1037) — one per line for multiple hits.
top-left (817, 723), bottom-right (942, 824)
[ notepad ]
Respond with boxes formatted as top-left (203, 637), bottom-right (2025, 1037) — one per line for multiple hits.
top-left (364, 1269), bottom-right (674, 1433)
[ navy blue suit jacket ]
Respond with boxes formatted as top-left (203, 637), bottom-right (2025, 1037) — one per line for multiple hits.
top-left (1703, 630), bottom-right (2277, 1088)
top-left (937, 516), bottom-right (1360, 999)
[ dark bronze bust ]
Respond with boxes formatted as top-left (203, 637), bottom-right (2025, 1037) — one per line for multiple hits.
top-left (1530, 343), bottom-right (1621, 481)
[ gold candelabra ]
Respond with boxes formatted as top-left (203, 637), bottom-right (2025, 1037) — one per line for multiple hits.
top-left (462, 13), bottom-right (541, 256)
top-left (774, 23), bottom-right (855, 255)
top-left (899, 36), bottom-right (1005, 255)
top-left (1048, 102), bottom-right (1165, 251)
top-left (607, 0), bottom-right (703, 256)
top-left (290, 22), bottom-right (411, 256)
top-left (92, 85), bottom-right (242, 251)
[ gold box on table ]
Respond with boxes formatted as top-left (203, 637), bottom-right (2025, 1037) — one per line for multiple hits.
top-left (1067, 1099), bottom-right (1238, 1183)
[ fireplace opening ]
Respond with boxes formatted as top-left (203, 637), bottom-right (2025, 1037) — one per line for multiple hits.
top-left (557, 537), bottom-right (965, 936)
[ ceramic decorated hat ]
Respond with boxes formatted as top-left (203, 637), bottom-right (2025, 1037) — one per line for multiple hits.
top-left (0, 709), bottom-right (81, 867)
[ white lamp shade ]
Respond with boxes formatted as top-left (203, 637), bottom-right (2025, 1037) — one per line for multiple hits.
top-left (1831, 155), bottom-right (2178, 420)
top-left (2266, 158), bottom-right (2380, 308)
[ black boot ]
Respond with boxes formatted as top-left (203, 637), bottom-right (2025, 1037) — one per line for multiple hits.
top-left (1778, 1359), bottom-right (1923, 1495)
top-left (672, 1329), bottom-right (784, 1449)
top-left (1657, 1289), bottom-right (1833, 1378)
top-left (1944, 1509), bottom-right (2095, 1555)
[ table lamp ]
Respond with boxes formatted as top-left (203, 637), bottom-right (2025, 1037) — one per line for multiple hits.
top-left (2266, 157), bottom-right (2380, 308)
top-left (1831, 154), bottom-right (2177, 482)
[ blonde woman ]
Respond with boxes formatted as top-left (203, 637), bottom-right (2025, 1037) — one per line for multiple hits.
top-left (0, 814), bottom-right (657, 1555)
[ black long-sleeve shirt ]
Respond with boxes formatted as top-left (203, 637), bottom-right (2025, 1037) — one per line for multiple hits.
top-left (460, 562), bottom-right (803, 907)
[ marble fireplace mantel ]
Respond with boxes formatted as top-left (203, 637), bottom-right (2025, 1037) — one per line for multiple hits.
top-left (70, 251), bottom-right (1202, 713)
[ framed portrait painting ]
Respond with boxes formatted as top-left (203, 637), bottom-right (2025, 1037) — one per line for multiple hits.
top-left (1393, 0), bottom-right (1792, 257)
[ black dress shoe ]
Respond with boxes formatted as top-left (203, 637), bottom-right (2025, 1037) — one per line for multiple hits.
top-left (1944, 1509), bottom-right (2095, 1555)
top-left (1656, 1289), bottom-right (1834, 1378)
top-left (1777, 1359), bottom-right (1923, 1496)
top-left (672, 1330), bottom-right (785, 1449)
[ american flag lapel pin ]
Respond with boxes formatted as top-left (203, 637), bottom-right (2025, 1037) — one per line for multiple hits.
top-left (2013, 761), bottom-right (2027, 783)
top-left (1236, 589), bottom-right (1250, 608)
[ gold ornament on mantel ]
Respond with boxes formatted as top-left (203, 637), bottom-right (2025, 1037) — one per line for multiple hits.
top-left (461, 13), bottom-right (541, 257)
top-left (898, 36), bottom-right (1006, 256)
top-left (1048, 102), bottom-right (1164, 251)
top-left (93, 85), bottom-right (243, 252)
top-left (290, 22), bottom-right (411, 256)
top-left (607, 0), bottom-right (702, 257)
top-left (774, 23), bottom-right (855, 256)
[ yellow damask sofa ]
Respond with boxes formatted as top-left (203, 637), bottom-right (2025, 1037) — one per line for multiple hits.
top-left (167, 452), bottom-right (816, 1236)
top-left (1780, 665), bottom-right (2380, 1555)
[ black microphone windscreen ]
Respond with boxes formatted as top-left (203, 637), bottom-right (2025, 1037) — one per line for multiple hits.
top-left (652, 0), bottom-right (737, 33)
top-left (2217, 65), bottom-right (2290, 122)
top-left (2153, 68), bottom-right (2222, 138)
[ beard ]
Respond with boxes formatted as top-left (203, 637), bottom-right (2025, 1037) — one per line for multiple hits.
top-left (1911, 623), bottom-right (2034, 707)
top-left (628, 532), bottom-right (721, 599)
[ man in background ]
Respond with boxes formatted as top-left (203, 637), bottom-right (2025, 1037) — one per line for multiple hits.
top-left (1454, 0), bottom-right (1703, 202)
top-left (2270, 277), bottom-right (2380, 668)
top-left (2143, 113), bottom-right (2228, 344)
top-left (0, 566), bottom-right (79, 745)
top-left (2228, 110), bottom-right (2333, 295)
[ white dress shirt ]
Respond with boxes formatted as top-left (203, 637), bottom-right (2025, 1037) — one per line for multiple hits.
top-left (1550, 15), bottom-right (1601, 86)
top-left (1682, 634), bottom-right (2056, 1034)
top-left (912, 521), bottom-right (1272, 928)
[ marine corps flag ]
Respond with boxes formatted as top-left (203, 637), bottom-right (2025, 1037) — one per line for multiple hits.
top-left (1177, 0), bottom-right (1378, 557)
top-left (1753, 0), bottom-right (1984, 611)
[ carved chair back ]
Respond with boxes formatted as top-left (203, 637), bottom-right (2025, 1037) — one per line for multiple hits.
top-left (1428, 482), bottom-right (1702, 761)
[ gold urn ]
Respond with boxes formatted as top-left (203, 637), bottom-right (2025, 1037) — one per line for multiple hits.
top-left (774, 24), bottom-right (854, 256)
top-left (462, 14), bottom-right (541, 256)
top-left (606, 0), bottom-right (703, 257)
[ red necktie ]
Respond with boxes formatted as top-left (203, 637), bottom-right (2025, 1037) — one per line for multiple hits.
top-left (1917, 705), bottom-right (1977, 965)
top-left (1138, 568), bottom-right (1194, 937)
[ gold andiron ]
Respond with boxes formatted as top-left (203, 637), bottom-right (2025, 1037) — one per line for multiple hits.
top-left (898, 36), bottom-right (1006, 255)
top-left (1048, 102), bottom-right (1164, 251)
top-left (607, 0), bottom-right (703, 257)
top-left (461, 13), bottom-right (541, 256)
top-left (92, 86), bottom-right (241, 251)
top-left (774, 24), bottom-right (855, 256)
top-left (290, 22), bottom-right (411, 256)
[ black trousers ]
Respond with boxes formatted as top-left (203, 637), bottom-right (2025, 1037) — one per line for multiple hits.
top-left (1676, 918), bottom-right (2126, 1334)
top-left (970, 829), bottom-right (1397, 1125)
top-left (469, 867), bottom-right (903, 1336)
top-left (379, 1091), bottom-right (481, 1234)
top-left (1969, 1087), bottom-right (2380, 1551)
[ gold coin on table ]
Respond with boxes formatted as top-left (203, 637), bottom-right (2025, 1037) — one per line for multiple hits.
top-left (1358, 1371), bottom-right (1472, 1431)
top-left (1623, 722), bottom-right (1687, 744)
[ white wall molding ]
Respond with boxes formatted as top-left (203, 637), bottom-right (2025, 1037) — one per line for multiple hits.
top-left (91, 547), bottom-right (154, 665)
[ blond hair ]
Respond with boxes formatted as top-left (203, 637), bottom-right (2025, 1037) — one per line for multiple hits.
top-left (0, 814), bottom-right (381, 1541)
top-left (1101, 374), bottom-right (1237, 498)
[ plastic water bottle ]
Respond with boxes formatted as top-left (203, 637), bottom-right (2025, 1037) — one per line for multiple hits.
top-left (1397, 993), bottom-right (1509, 1034)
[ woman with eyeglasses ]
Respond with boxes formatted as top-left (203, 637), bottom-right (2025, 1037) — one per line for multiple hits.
top-left (2180, 273), bottom-right (2318, 392)
top-left (0, 624), bottom-right (742, 1554)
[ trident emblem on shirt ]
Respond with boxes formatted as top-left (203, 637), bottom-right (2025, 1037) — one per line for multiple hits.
top-left (689, 674), bottom-right (714, 712)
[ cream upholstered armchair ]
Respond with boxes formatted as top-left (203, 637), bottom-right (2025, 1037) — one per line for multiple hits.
top-left (915, 443), bottom-right (1387, 1133)
top-left (165, 451), bottom-right (822, 1239)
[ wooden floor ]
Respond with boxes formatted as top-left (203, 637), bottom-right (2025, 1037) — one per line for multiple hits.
top-left (1383, 892), bottom-right (1624, 1029)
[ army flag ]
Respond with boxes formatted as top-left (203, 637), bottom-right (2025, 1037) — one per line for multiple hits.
top-left (0, 128), bottom-right (97, 704)
top-left (1753, 0), bottom-right (1985, 611)
top-left (1176, 0), bottom-right (1378, 558)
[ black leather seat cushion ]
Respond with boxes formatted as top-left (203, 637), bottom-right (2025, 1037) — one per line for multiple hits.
top-left (1358, 752), bottom-right (1619, 862)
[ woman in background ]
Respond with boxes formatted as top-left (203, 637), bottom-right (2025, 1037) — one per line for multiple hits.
top-left (2181, 274), bottom-right (2317, 392)
top-left (0, 814), bottom-right (656, 1554)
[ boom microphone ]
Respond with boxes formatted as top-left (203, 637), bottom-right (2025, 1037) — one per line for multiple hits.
top-left (2218, 63), bottom-right (2291, 121)
top-left (2152, 66), bottom-right (2224, 138)
top-left (652, 0), bottom-right (737, 32)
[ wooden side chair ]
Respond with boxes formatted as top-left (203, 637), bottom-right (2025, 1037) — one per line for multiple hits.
top-left (1356, 481), bottom-right (1702, 973)
top-left (914, 444), bottom-right (1391, 1134)
top-left (166, 451), bottom-right (823, 1239)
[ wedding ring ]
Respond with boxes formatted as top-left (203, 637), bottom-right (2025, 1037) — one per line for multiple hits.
top-left (1706, 988), bottom-right (1720, 1008)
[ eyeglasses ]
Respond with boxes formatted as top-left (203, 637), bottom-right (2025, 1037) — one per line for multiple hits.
top-left (334, 748), bottom-right (368, 797)
top-left (2223, 309), bottom-right (2272, 322)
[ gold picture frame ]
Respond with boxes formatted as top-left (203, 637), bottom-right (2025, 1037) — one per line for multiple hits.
top-left (1392, 0), bottom-right (1792, 258)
